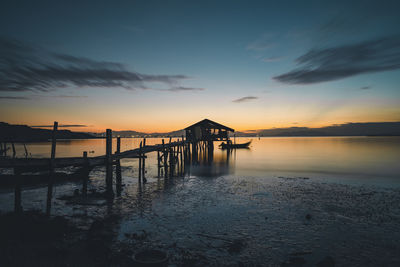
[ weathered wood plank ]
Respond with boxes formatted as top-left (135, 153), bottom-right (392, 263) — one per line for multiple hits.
top-left (0, 140), bottom-right (187, 168)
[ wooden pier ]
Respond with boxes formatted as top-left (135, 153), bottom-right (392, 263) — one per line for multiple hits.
top-left (0, 119), bottom-right (235, 215)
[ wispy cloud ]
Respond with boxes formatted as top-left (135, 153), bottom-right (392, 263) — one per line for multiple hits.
top-left (164, 86), bottom-right (205, 92)
top-left (246, 34), bottom-right (274, 51)
top-left (262, 56), bottom-right (284, 62)
top-left (31, 124), bottom-right (89, 128)
top-left (42, 95), bottom-right (88, 98)
top-left (0, 96), bottom-right (30, 100)
top-left (0, 37), bottom-right (193, 92)
top-left (232, 96), bottom-right (258, 103)
top-left (273, 35), bottom-right (400, 84)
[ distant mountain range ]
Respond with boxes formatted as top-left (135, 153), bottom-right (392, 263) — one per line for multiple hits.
top-left (106, 122), bottom-right (400, 137)
top-left (92, 129), bottom-right (186, 138)
top-left (1, 121), bottom-right (400, 142)
top-left (0, 122), bottom-right (96, 142)
top-left (239, 122), bottom-right (400, 137)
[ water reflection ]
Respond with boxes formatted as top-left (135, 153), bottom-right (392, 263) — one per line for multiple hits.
top-left (5, 136), bottom-right (400, 186)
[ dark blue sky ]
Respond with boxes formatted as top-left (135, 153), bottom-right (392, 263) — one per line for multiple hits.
top-left (1, 0), bottom-right (400, 131)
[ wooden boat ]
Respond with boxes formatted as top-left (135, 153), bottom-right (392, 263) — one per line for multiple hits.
top-left (219, 140), bottom-right (251, 149)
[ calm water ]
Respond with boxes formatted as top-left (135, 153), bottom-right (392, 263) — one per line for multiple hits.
top-left (6, 136), bottom-right (400, 187)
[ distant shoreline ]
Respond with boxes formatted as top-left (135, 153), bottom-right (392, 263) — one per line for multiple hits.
top-left (2, 121), bottom-right (400, 142)
top-left (4, 135), bottom-right (400, 143)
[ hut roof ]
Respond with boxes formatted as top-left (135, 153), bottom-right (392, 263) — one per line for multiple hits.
top-left (184, 119), bottom-right (234, 132)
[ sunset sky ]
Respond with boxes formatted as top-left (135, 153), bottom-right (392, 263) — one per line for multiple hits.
top-left (1, 0), bottom-right (400, 132)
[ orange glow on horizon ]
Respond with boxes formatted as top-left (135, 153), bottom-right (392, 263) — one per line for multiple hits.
top-left (24, 117), bottom-right (400, 134)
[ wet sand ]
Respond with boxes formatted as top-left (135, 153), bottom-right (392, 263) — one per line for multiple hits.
top-left (115, 175), bottom-right (400, 266)
top-left (1, 170), bottom-right (399, 266)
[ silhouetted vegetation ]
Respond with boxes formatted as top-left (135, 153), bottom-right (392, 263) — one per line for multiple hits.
top-left (0, 122), bottom-right (96, 142)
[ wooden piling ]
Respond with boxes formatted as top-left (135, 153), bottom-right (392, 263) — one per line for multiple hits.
top-left (169, 146), bottom-right (174, 177)
top-left (188, 142), bottom-right (191, 163)
top-left (138, 141), bottom-right (142, 182)
top-left (46, 121), bottom-right (58, 216)
top-left (11, 142), bottom-right (16, 158)
top-left (175, 142), bottom-right (179, 174)
top-left (180, 144), bottom-right (183, 175)
top-left (157, 150), bottom-right (161, 178)
top-left (115, 137), bottom-right (122, 196)
top-left (23, 143), bottom-right (28, 158)
top-left (14, 168), bottom-right (22, 213)
top-left (105, 129), bottom-right (114, 198)
top-left (142, 138), bottom-right (146, 182)
top-left (82, 151), bottom-right (88, 197)
top-left (162, 139), bottom-right (168, 178)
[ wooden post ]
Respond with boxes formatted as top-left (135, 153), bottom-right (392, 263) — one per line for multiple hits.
top-left (175, 144), bottom-right (178, 176)
top-left (46, 121), bottom-right (58, 216)
top-left (157, 150), bottom-right (161, 178)
top-left (105, 129), bottom-right (114, 198)
top-left (116, 136), bottom-right (121, 154)
top-left (23, 143), bottom-right (28, 158)
top-left (188, 142), bottom-right (191, 163)
top-left (207, 141), bottom-right (214, 164)
top-left (226, 140), bottom-right (230, 163)
top-left (14, 168), bottom-right (22, 214)
top-left (169, 146), bottom-right (174, 177)
top-left (192, 142), bottom-right (197, 164)
top-left (115, 137), bottom-right (122, 196)
top-left (142, 138), bottom-right (146, 182)
top-left (138, 141), bottom-right (142, 182)
top-left (162, 139), bottom-right (168, 178)
top-left (180, 144), bottom-right (183, 175)
top-left (82, 151), bottom-right (88, 197)
top-left (11, 142), bottom-right (16, 158)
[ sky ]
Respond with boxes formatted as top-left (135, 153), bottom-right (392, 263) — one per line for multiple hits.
top-left (1, 0), bottom-right (400, 132)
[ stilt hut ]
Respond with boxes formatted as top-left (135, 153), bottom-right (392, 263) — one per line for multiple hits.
top-left (185, 119), bottom-right (234, 162)
top-left (184, 119), bottom-right (234, 142)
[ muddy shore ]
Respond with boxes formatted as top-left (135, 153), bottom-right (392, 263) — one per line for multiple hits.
top-left (1, 173), bottom-right (400, 266)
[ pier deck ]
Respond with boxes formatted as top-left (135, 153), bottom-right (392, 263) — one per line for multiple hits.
top-left (0, 140), bottom-right (187, 169)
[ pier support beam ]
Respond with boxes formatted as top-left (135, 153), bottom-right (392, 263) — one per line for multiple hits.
top-left (169, 143), bottom-right (174, 177)
top-left (138, 141), bottom-right (142, 182)
top-left (207, 141), bottom-right (214, 164)
top-left (14, 168), bottom-right (22, 214)
top-left (46, 121), bottom-right (58, 216)
top-left (162, 139), bottom-right (168, 179)
top-left (142, 138), bottom-right (146, 183)
top-left (105, 129), bottom-right (114, 199)
top-left (116, 137), bottom-right (122, 196)
top-left (157, 150), bottom-right (161, 178)
top-left (82, 151), bottom-right (89, 197)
